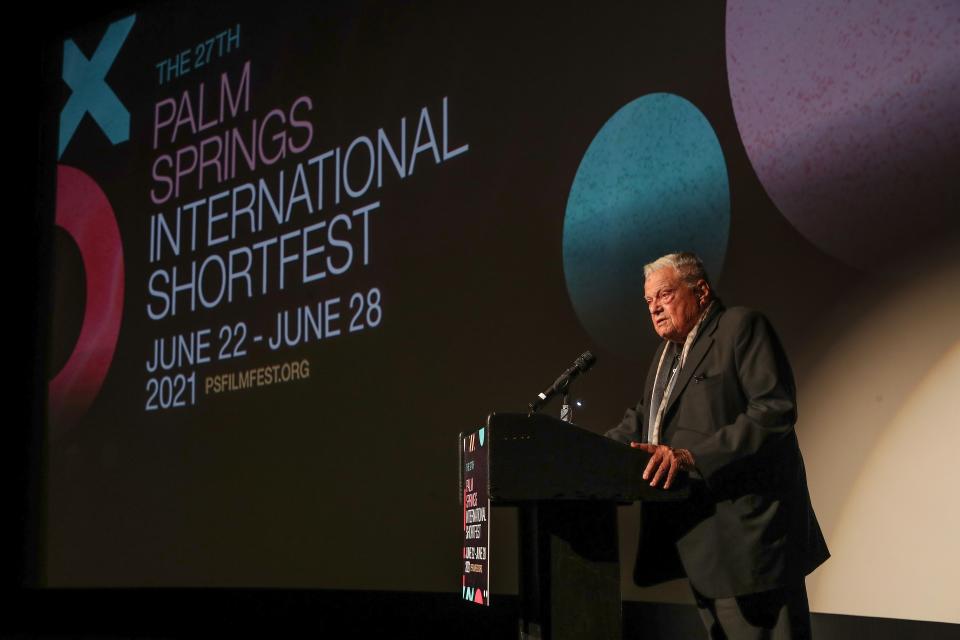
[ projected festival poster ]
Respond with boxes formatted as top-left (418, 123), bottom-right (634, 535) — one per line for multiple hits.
top-left (48, 3), bottom-right (494, 588)
top-left (43, 1), bottom-right (959, 624)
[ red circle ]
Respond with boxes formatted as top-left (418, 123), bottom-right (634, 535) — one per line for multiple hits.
top-left (49, 165), bottom-right (125, 437)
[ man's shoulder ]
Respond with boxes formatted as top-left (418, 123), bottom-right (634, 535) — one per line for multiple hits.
top-left (712, 306), bottom-right (780, 341)
top-left (714, 305), bottom-right (767, 328)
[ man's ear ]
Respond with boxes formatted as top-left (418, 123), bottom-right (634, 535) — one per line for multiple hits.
top-left (697, 280), bottom-right (710, 304)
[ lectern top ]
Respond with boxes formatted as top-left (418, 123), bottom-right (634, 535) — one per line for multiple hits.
top-left (483, 412), bottom-right (689, 504)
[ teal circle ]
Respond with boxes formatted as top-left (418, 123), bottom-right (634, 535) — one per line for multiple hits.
top-left (563, 93), bottom-right (730, 359)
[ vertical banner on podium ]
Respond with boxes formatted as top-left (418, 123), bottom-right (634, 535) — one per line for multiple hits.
top-left (460, 425), bottom-right (489, 605)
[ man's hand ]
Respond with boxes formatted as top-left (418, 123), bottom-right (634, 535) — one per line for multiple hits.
top-left (631, 443), bottom-right (695, 489)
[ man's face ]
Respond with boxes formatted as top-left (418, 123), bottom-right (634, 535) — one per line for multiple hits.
top-left (644, 267), bottom-right (706, 343)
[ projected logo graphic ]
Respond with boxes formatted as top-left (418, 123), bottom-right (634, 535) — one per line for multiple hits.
top-left (50, 16), bottom-right (134, 434)
top-left (562, 93), bottom-right (730, 359)
top-left (726, 0), bottom-right (960, 270)
top-left (49, 166), bottom-right (125, 436)
top-left (59, 14), bottom-right (135, 158)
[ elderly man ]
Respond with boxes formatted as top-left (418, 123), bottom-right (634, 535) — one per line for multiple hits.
top-left (606, 252), bottom-right (828, 639)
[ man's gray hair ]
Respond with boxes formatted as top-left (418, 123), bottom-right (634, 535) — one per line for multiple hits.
top-left (644, 252), bottom-right (711, 289)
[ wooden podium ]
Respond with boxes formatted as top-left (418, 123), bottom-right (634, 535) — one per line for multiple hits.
top-left (459, 412), bottom-right (689, 640)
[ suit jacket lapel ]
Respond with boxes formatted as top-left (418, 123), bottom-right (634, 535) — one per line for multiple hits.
top-left (662, 304), bottom-right (722, 420)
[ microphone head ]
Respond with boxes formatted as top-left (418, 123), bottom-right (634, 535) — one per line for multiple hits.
top-left (574, 351), bottom-right (596, 373)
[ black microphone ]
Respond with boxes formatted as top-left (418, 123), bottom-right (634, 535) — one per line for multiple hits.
top-left (529, 351), bottom-right (596, 413)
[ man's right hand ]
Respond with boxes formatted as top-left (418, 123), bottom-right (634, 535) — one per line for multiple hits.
top-left (631, 442), bottom-right (694, 489)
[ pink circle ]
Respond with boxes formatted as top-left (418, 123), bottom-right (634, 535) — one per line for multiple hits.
top-left (727, 0), bottom-right (960, 269)
top-left (49, 165), bottom-right (125, 436)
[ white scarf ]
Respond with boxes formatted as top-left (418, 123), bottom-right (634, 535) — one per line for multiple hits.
top-left (648, 301), bottom-right (715, 445)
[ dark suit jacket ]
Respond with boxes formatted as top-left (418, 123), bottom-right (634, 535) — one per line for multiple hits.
top-left (606, 304), bottom-right (829, 598)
